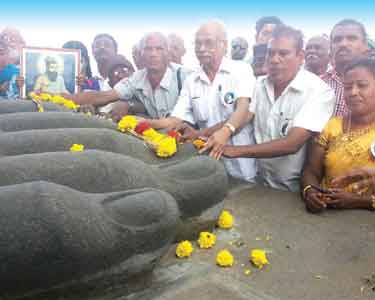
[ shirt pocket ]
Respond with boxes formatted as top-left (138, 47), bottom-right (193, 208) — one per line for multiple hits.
top-left (191, 97), bottom-right (209, 127)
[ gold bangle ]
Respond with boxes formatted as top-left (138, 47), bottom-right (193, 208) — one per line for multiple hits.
top-left (302, 185), bottom-right (313, 199)
top-left (370, 195), bottom-right (375, 210)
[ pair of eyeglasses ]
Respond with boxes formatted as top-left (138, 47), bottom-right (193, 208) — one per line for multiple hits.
top-left (231, 45), bottom-right (246, 50)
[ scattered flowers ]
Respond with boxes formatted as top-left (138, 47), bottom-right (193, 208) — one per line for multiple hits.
top-left (176, 240), bottom-right (194, 258)
top-left (250, 249), bottom-right (269, 269)
top-left (70, 143), bottom-right (84, 152)
top-left (217, 210), bottom-right (234, 229)
top-left (193, 138), bottom-right (206, 150)
top-left (216, 249), bottom-right (234, 267)
top-left (29, 92), bottom-right (80, 111)
top-left (117, 116), bottom-right (177, 158)
top-left (197, 231), bottom-right (216, 249)
top-left (244, 269), bottom-right (252, 276)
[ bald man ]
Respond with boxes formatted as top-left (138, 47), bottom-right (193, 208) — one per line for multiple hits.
top-left (305, 35), bottom-right (330, 76)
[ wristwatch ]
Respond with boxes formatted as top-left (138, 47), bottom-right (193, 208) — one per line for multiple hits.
top-left (223, 122), bottom-right (236, 135)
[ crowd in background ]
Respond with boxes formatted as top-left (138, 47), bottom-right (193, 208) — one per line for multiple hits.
top-left (2, 16), bottom-right (375, 213)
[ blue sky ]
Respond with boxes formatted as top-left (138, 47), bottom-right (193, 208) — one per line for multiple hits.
top-left (3, 1), bottom-right (375, 69)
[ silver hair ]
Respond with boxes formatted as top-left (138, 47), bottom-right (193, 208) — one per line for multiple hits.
top-left (139, 32), bottom-right (169, 55)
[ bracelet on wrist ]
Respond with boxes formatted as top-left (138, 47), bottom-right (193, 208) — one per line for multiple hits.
top-left (302, 185), bottom-right (313, 199)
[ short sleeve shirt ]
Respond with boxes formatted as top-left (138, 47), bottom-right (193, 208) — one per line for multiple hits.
top-left (114, 64), bottom-right (190, 118)
top-left (250, 68), bottom-right (335, 192)
top-left (172, 58), bottom-right (257, 182)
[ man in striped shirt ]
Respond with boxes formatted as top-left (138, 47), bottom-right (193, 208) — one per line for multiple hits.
top-left (322, 19), bottom-right (370, 116)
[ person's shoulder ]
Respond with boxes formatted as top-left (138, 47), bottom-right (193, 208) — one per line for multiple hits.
top-left (296, 69), bottom-right (333, 94)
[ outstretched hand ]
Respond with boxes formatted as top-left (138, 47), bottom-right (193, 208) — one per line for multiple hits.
top-left (199, 127), bottom-right (231, 160)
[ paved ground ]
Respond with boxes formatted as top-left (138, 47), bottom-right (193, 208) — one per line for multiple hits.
top-left (118, 183), bottom-right (375, 300)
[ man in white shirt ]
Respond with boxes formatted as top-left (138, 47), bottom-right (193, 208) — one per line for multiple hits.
top-left (222, 25), bottom-right (335, 191)
top-left (147, 21), bottom-right (257, 182)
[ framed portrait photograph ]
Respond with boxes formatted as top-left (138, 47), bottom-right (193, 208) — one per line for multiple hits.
top-left (20, 46), bottom-right (80, 98)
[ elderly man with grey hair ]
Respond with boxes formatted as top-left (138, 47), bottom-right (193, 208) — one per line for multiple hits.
top-left (68, 32), bottom-right (190, 121)
top-left (145, 21), bottom-right (257, 183)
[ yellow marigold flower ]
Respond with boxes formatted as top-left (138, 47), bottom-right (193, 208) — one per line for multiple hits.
top-left (63, 100), bottom-right (80, 110)
top-left (217, 210), bottom-right (233, 229)
top-left (51, 95), bottom-right (65, 104)
top-left (70, 143), bottom-right (85, 152)
top-left (117, 115), bottom-right (138, 132)
top-left (29, 92), bottom-right (41, 100)
top-left (142, 128), bottom-right (164, 143)
top-left (176, 240), bottom-right (193, 258)
top-left (250, 249), bottom-right (269, 269)
top-left (216, 249), bottom-right (234, 267)
top-left (156, 137), bottom-right (177, 158)
top-left (40, 93), bottom-right (52, 101)
top-left (193, 138), bottom-right (206, 150)
top-left (197, 231), bottom-right (216, 249)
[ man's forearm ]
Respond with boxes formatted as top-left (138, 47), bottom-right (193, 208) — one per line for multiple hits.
top-left (229, 135), bottom-right (308, 158)
top-left (148, 117), bottom-right (182, 129)
top-left (73, 90), bottom-right (118, 106)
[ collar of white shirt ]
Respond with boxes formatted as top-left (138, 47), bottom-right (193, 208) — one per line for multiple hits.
top-left (194, 57), bottom-right (232, 84)
top-left (133, 66), bottom-right (174, 92)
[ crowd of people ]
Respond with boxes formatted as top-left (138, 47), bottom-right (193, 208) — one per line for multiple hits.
top-left (1, 16), bottom-right (375, 213)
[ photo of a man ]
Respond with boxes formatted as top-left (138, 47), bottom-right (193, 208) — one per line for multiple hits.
top-left (21, 47), bottom-right (79, 97)
top-left (33, 56), bottom-right (68, 94)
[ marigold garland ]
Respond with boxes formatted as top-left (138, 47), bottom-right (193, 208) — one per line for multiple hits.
top-left (216, 249), bottom-right (234, 267)
top-left (176, 240), bottom-right (194, 258)
top-left (70, 143), bottom-right (84, 152)
top-left (217, 210), bottom-right (234, 229)
top-left (250, 249), bottom-right (269, 269)
top-left (197, 231), bottom-right (216, 249)
top-left (117, 116), bottom-right (177, 158)
top-left (117, 115), bottom-right (137, 132)
top-left (29, 92), bottom-right (80, 111)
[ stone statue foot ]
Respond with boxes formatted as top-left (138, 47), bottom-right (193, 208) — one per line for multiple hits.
top-left (0, 128), bottom-right (196, 164)
top-left (0, 150), bottom-right (228, 238)
top-left (0, 181), bottom-right (179, 299)
top-left (0, 100), bottom-right (68, 114)
top-left (0, 112), bottom-right (116, 133)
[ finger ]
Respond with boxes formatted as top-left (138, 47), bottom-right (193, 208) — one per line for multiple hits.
top-left (353, 178), bottom-right (375, 191)
top-left (199, 139), bottom-right (214, 154)
top-left (332, 169), bottom-right (367, 187)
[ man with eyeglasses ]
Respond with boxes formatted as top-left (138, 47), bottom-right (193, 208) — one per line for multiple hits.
top-left (107, 55), bottom-right (135, 88)
top-left (145, 21), bottom-right (257, 183)
top-left (68, 32), bottom-right (190, 121)
top-left (231, 37), bottom-right (248, 61)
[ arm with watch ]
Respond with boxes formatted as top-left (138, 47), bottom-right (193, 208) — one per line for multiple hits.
top-left (199, 97), bottom-right (252, 160)
top-left (109, 99), bottom-right (147, 122)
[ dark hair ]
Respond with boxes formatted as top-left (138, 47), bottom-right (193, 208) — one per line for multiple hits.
top-left (92, 33), bottom-right (118, 53)
top-left (271, 25), bottom-right (304, 52)
top-left (63, 40), bottom-right (92, 78)
top-left (344, 58), bottom-right (375, 77)
top-left (255, 16), bottom-right (283, 36)
top-left (108, 54), bottom-right (135, 76)
top-left (331, 19), bottom-right (367, 42)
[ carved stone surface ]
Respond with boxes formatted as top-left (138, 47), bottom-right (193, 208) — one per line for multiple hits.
top-left (0, 181), bottom-right (179, 299)
top-left (0, 150), bottom-right (227, 219)
top-left (0, 100), bottom-right (69, 114)
top-left (0, 128), bottom-right (197, 164)
top-left (0, 112), bottom-right (116, 132)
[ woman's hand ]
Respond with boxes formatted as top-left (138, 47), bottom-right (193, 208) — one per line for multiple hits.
top-left (324, 189), bottom-right (363, 209)
top-left (304, 188), bottom-right (327, 213)
top-left (331, 167), bottom-right (375, 190)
